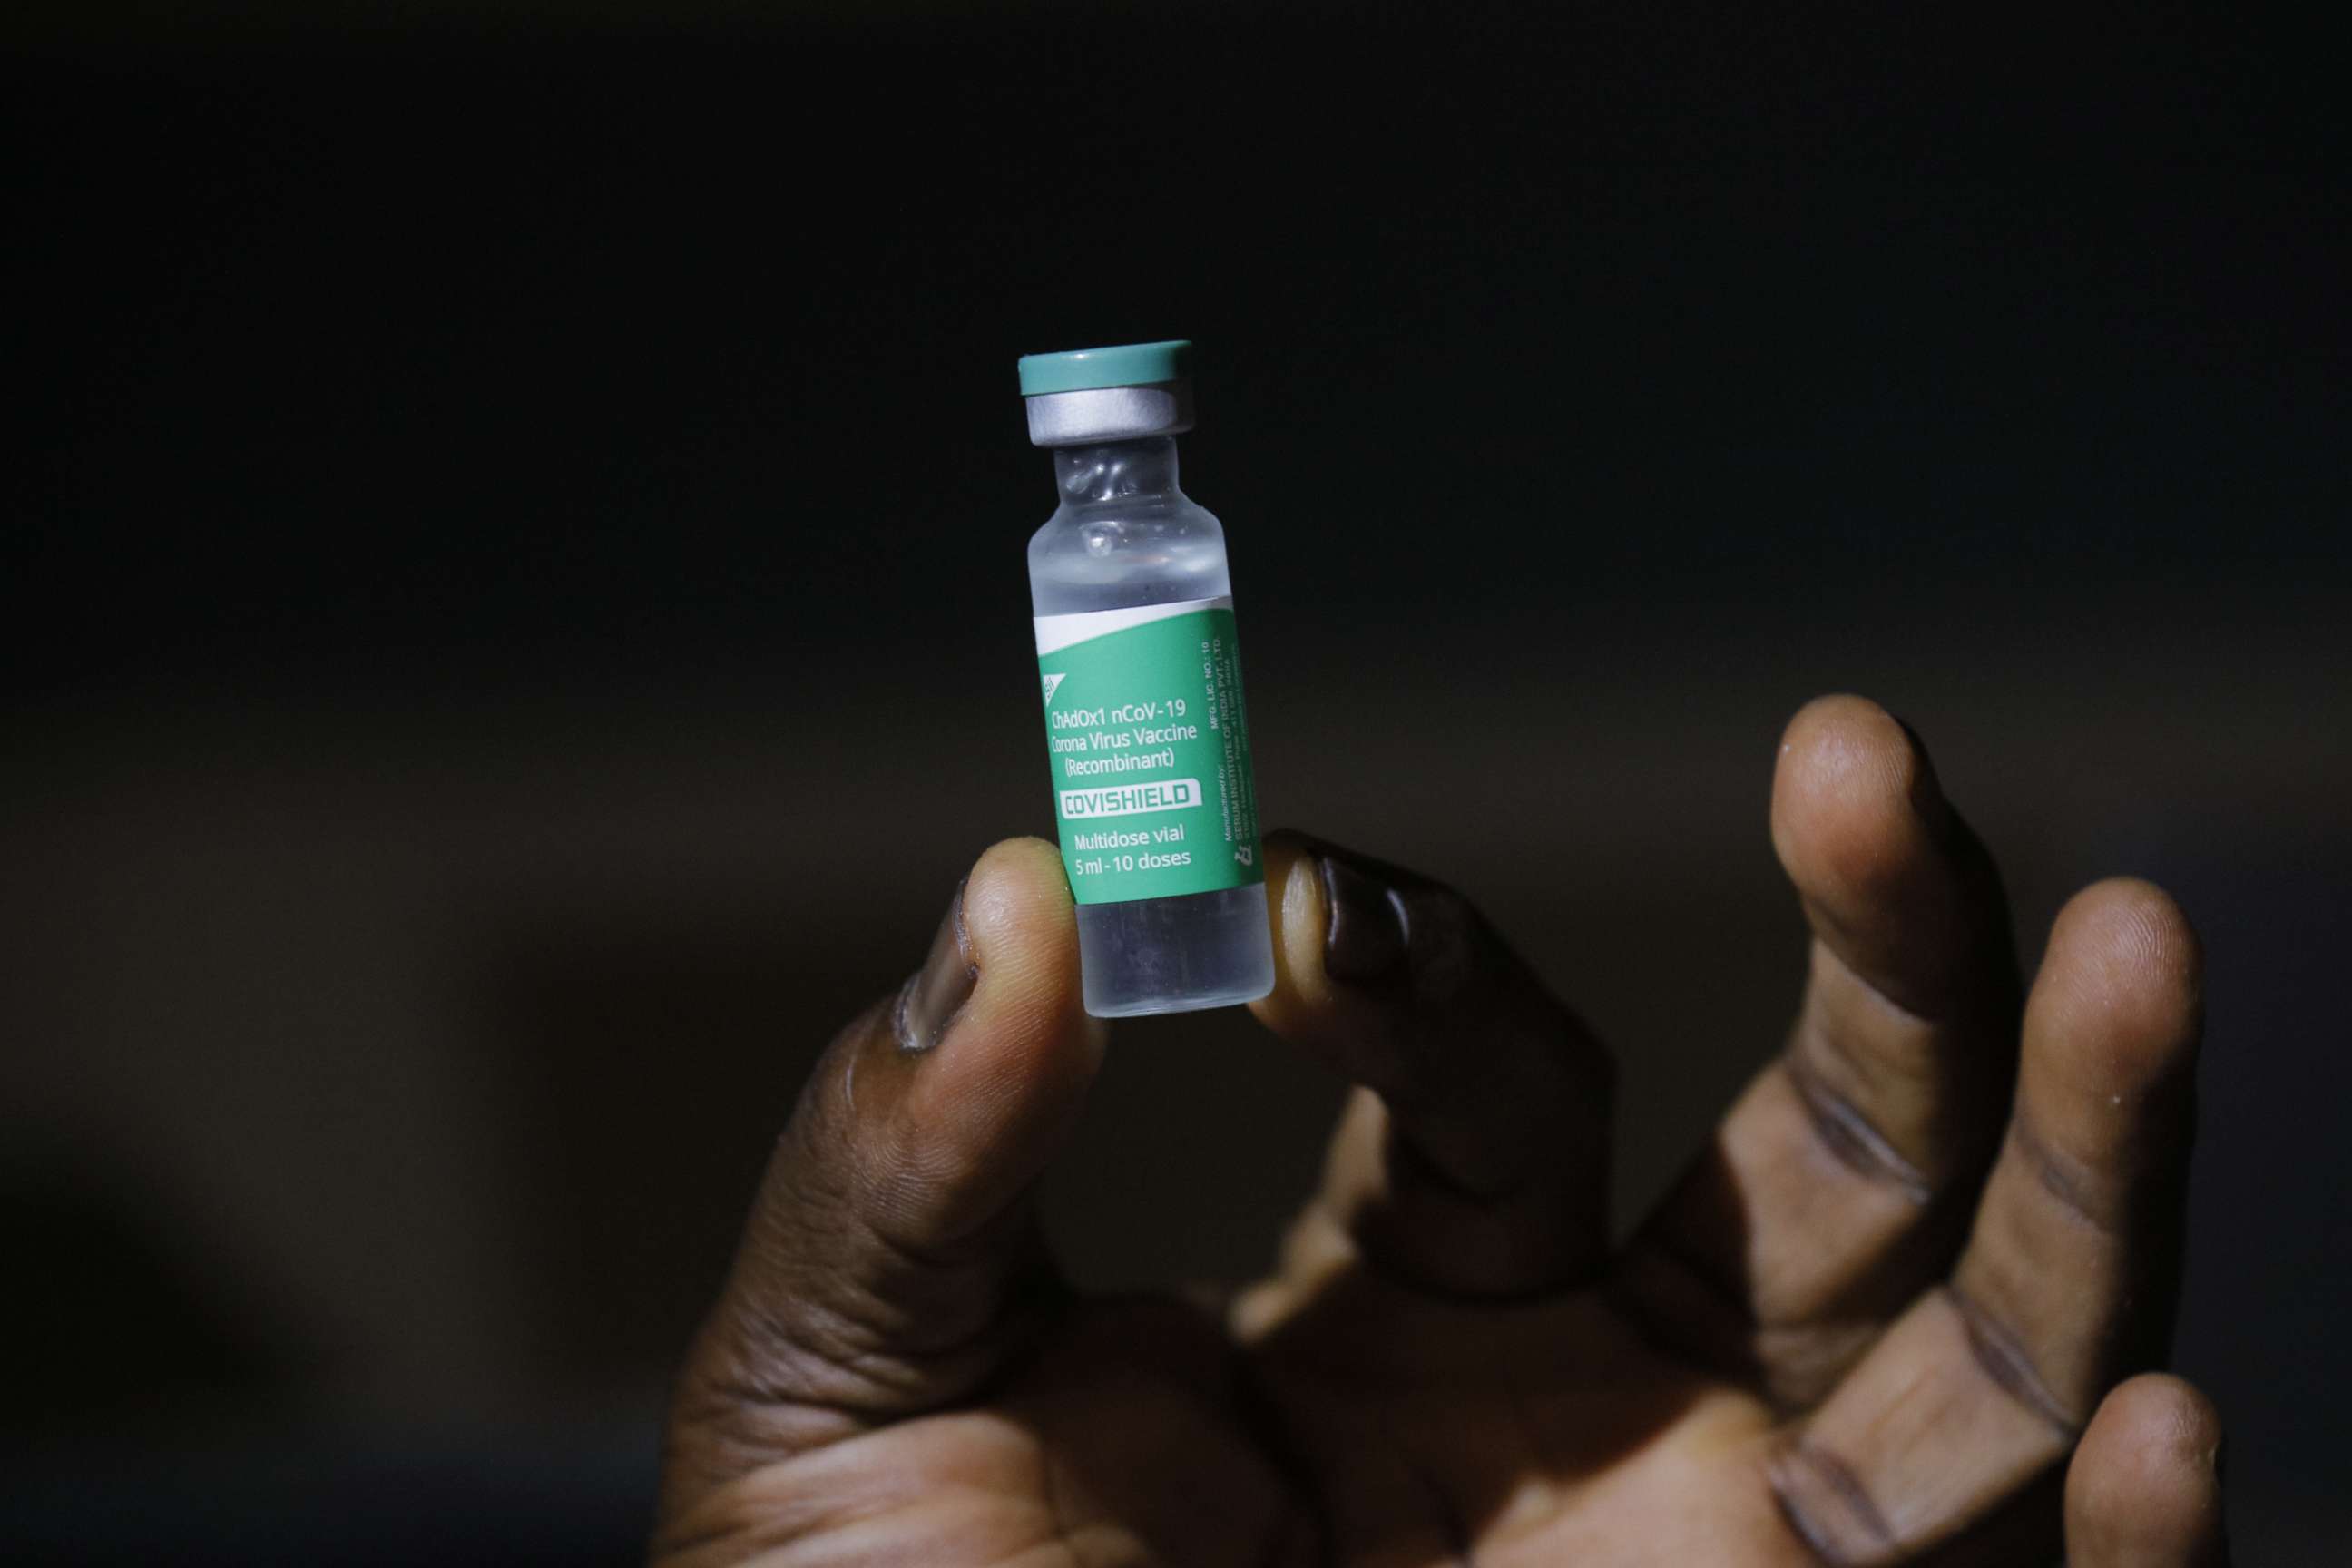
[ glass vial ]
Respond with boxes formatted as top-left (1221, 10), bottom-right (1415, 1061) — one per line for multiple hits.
top-left (1019, 340), bottom-right (1276, 1017)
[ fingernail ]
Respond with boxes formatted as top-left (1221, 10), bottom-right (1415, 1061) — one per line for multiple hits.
top-left (1318, 848), bottom-right (1408, 984)
top-left (895, 879), bottom-right (976, 1053)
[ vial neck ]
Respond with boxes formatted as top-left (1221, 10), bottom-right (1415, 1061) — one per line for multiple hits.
top-left (1053, 436), bottom-right (1181, 506)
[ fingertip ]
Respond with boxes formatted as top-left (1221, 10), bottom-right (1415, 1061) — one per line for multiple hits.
top-left (887, 838), bottom-right (1099, 1230)
top-left (2050, 877), bottom-right (2203, 1019)
top-left (965, 833), bottom-right (1076, 916)
top-left (2090, 1372), bottom-right (2224, 1466)
top-left (956, 831), bottom-right (1096, 1056)
top-left (1777, 692), bottom-right (1916, 773)
top-left (1771, 695), bottom-right (1945, 901)
top-left (2067, 1374), bottom-right (2227, 1565)
top-left (2034, 878), bottom-right (2204, 1095)
top-left (1769, 696), bottom-right (1997, 1022)
top-left (1253, 830), bottom-right (1341, 1029)
top-left (962, 835), bottom-right (1083, 995)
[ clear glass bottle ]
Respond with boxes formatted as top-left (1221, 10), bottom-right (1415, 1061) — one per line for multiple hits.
top-left (1021, 342), bottom-right (1275, 1016)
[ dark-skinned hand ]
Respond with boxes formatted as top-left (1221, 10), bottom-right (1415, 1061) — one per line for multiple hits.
top-left (654, 696), bottom-right (2227, 1566)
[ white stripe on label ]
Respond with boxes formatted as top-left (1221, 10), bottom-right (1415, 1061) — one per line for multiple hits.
top-left (1034, 595), bottom-right (1233, 656)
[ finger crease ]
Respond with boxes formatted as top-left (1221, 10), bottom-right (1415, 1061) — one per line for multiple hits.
top-left (698, 1363), bottom-right (884, 1434)
top-left (1808, 925), bottom-right (1959, 1029)
top-left (860, 1206), bottom-right (1012, 1275)
top-left (1943, 1283), bottom-right (2083, 1438)
top-left (1846, 960), bottom-right (1948, 1031)
top-left (1783, 1055), bottom-right (1934, 1205)
top-left (733, 1265), bottom-right (1025, 1413)
top-left (2004, 1111), bottom-right (2125, 1236)
top-left (1766, 1439), bottom-right (1895, 1568)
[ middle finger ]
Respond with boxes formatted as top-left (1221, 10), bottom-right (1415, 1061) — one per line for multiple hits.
top-left (1615, 697), bottom-right (2022, 1407)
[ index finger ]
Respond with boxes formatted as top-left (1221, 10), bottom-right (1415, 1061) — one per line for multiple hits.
top-left (1241, 831), bottom-right (1614, 1306)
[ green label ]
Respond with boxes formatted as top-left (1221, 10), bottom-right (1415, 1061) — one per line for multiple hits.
top-left (1034, 596), bottom-right (1263, 905)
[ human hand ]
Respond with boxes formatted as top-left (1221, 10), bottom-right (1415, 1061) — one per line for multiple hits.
top-left (653, 695), bottom-right (2226, 1566)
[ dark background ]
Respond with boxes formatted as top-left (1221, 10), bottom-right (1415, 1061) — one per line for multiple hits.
top-left (5, 4), bottom-right (2347, 1562)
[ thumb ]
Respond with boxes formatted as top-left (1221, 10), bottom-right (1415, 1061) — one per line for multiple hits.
top-left (2063, 1374), bottom-right (2230, 1567)
top-left (662, 838), bottom-right (1102, 1492)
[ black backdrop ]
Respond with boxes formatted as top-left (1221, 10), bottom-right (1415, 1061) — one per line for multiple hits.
top-left (6, 5), bottom-right (2347, 1563)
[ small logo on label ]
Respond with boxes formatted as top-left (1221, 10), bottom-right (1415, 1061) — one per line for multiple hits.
top-left (1233, 845), bottom-right (1254, 867)
top-left (1041, 671), bottom-right (1068, 704)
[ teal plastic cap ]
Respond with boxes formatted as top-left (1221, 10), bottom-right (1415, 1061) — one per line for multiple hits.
top-left (1017, 339), bottom-right (1191, 397)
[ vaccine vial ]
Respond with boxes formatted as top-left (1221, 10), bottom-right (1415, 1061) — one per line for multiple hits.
top-left (1019, 340), bottom-right (1276, 1017)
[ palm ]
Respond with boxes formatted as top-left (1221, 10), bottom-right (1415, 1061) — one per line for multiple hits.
top-left (1241, 1285), bottom-right (1780, 1565)
top-left (683, 1294), bottom-right (1746, 1565)
top-left (656, 699), bottom-right (2226, 1568)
